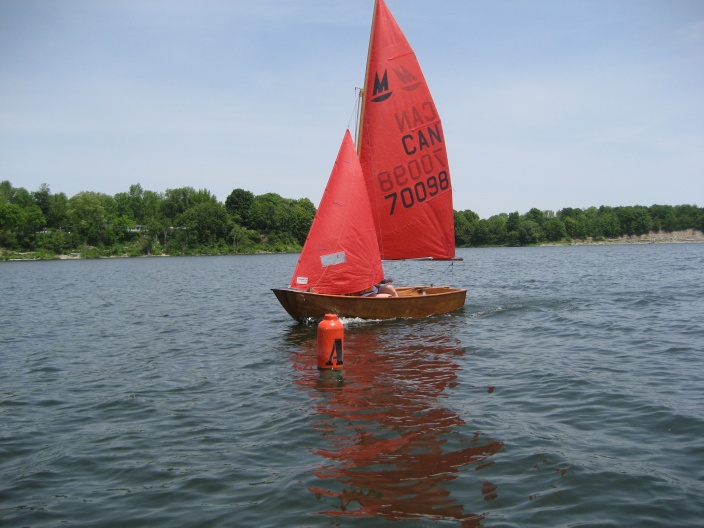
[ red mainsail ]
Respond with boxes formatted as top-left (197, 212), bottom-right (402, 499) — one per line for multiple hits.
top-left (358, 0), bottom-right (456, 260)
top-left (290, 130), bottom-right (384, 295)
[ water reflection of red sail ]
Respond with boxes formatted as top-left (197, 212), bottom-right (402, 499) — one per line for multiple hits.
top-left (291, 323), bottom-right (503, 524)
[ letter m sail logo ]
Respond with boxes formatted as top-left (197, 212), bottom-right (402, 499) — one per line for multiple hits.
top-left (371, 70), bottom-right (392, 103)
top-left (393, 64), bottom-right (421, 91)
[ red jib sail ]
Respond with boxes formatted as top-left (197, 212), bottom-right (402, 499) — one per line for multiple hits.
top-left (290, 130), bottom-right (384, 295)
top-left (358, 0), bottom-right (456, 260)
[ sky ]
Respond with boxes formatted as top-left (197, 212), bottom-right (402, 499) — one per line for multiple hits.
top-left (1, 0), bottom-right (702, 219)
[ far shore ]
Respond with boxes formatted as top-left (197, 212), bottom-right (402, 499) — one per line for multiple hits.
top-left (540, 228), bottom-right (704, 246)
top-left (2, 229), bottom-right (703, 262)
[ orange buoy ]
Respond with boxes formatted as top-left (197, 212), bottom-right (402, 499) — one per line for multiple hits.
top-left (317, 314), bottom-right (344, 370)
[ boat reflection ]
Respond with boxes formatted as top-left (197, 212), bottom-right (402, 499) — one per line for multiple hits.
top-left (288, 320), bottom-right (503, 525)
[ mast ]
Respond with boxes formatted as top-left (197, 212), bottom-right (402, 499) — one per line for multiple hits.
top-left (356, 0), bottom-right (379, 154)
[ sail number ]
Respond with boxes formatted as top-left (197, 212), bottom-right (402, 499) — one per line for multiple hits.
top-left (376, 149), bottom-right (449, 215)
top-left (384, 171), bottom-right (449, 215)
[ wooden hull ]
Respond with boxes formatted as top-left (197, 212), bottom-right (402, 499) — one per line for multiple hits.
top-left (272, 286), bottom-right (467, 322)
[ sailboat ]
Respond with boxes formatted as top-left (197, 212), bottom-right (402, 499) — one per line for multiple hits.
top-left (272, 0), bottom-right (466, 322)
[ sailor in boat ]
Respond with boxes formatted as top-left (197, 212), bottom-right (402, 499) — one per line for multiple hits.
top-left (354, 278), bottom-right (398, 298)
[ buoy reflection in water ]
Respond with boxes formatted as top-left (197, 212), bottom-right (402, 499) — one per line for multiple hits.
top-left (290, 321), bottom-right (503, 524)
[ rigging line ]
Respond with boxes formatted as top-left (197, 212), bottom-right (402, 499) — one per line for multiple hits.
top-left (429, 261), bottom-right (458, 287)
top-left (348, 88), bottom-right (362, 142)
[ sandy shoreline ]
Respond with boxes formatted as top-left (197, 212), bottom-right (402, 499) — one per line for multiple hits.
top-left (541, 229), bottom-right (704, 246)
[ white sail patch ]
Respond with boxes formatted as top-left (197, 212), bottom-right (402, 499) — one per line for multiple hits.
top-left (320, 251), bottom-right (346, 267)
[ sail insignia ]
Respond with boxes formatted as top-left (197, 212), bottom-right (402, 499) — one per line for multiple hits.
top-left (371, 70), bottom-right (392, 102)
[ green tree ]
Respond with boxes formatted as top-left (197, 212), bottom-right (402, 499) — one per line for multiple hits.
top-left (37, 228), bottom-right (73, 253)
top-left (230, 223), bottom-right (261, 253)
top-left (616, 206), bottom-right (653, 236)
top-left (172, 201), bottom-right (233, 250)
top-left (518, 220), bottom-right (542, 245)
top-left (506, 211), bottom-right (520, 233)
top-left (594, 212), bottom-right (621, 238)
top-left (453, 209), bottom-right (479, 245)
top-left (286, 198), bottom-right (316, 245)
top-left (524, 208), bottom-right (546, 227)
top-left (9, 186), bottom-right (35, 208)
top-left (486, 214), bottom-right (508, 245)
top-left (2, 202), bottom-right (46, 249)
top-left (33, 183), bottom-right (52, 219)
top-left (563, 216), bottom-right (587, 239)
top-left (46, 192), bottom-right (69, 229)
top-left (0, 202), bottom-right (23, 247)
top-left (162, 187), bottom-right (216, 222)
top-left (0, 184), bottom-right (46, 248)
top-left (557, 207), bottom-right (581, 220)
top-left (454, 211), bottom-right (472, 246)
top-left (225, 188), bottom-right (255, 226)
top-left (674, 204), bottom-right (703, 230)
top-left (0, 180), bottom-right (12, 203)
top-left (543, 218), bottom-right (567, 242)
top-left (248, 193), bottom-right (285, 233)
top-left (471, 219), bottom-right (491, 246)
top-left (506, 211), bottom-right (521, 246)
top-left (68, 192), bottom-right (111, 245)
top-left (115, 184), bottom-right (145, 222)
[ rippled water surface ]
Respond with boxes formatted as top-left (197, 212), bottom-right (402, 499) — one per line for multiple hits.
top-left (2, 245), bottom-right (703, 527)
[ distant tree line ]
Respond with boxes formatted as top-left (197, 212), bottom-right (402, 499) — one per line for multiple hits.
top-left (1, 180), bottom-right (702, 258)
top-left (454, 204), bottom-right (704, 247)
top-left (0, 181), bottom-right (315, 257)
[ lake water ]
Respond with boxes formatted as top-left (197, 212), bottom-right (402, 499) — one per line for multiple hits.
top-left (2, 244), bottom-right (703, 527)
